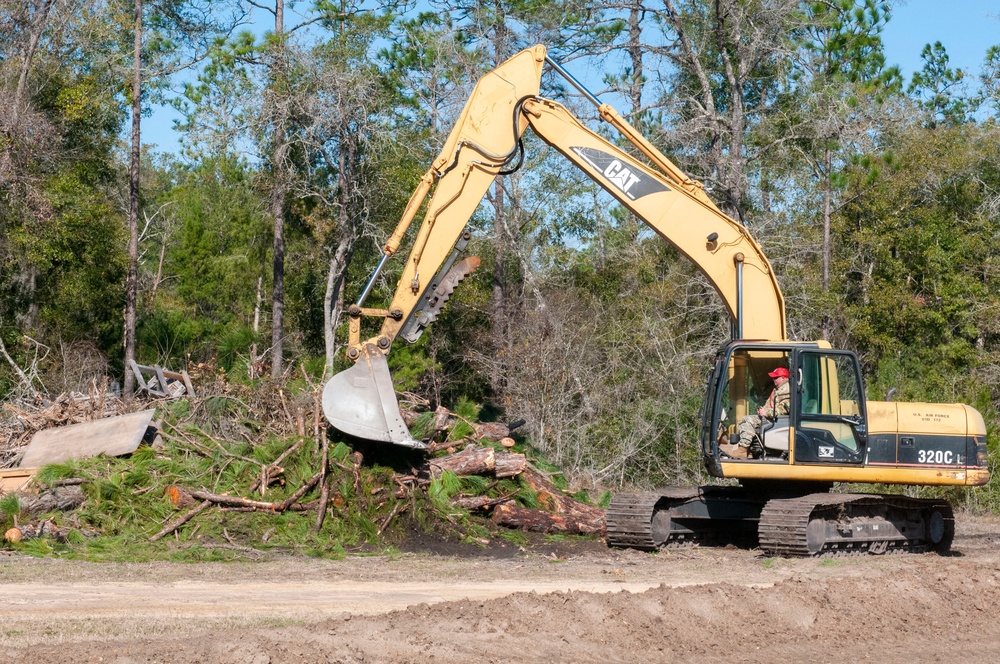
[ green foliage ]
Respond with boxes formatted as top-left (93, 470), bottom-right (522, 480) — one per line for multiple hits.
top-left (147, 157), bottom-right (268, 366)
top-left (428, 470), bottom-right (463, 513)
top-left (835, 123), bottom-right (1000, 405)
top-left (460, 474), bottom-right (490, 494)
top-left (407, 412), bottom-right (436, 441)
top-left (908, 41), bottom-right (969, 128)
top-left (448, 397), bottom-right (480, 440)
top-left (0, 494), bottom-right (20, 518)
top-left (3, 408), bottom-right (459, 559)
top-left (387, 335), bottom-right (438, 394)
top-left (497, 529), bottom-right (528, 546)
top-left (137, 305), bottom-right (205, 367)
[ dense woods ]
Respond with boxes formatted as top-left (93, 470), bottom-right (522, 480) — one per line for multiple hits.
top-left (2, 0), bottom-right (1000, 496)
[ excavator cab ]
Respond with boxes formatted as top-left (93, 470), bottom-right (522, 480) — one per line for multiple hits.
top-left (702, 341), bottom-right (869, 473)
top-left (708, 345), bottom-right (792, 458)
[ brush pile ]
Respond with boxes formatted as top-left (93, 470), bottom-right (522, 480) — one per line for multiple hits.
top-left (1, 381), bottom-right (127, 467)
top-left (0, 378), bottom-right (607, 558)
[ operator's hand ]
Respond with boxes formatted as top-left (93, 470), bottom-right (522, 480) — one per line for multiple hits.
top-left (757, 406), bottom-right (767, 418)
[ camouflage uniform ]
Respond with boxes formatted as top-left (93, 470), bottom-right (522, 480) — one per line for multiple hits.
top-left (738, 380), bottom-right (791, 448)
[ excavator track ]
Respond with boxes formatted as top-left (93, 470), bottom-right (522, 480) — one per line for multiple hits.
top-left (758, 493), bottom-right (955, 557)
top-left (608, 488), bottom-right (955, 558)
top-left (607, 487), bottom-right (759, 551)
top-left (606, 492), bottom-right (663, 550)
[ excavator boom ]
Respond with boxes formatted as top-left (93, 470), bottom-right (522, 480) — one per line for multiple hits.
top-left (323, 44), bottom-right (784, 447)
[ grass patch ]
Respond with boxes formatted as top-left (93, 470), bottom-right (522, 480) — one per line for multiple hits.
top-left (818, 558), bottom-right (846, 567)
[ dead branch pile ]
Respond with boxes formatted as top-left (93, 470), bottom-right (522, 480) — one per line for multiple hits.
top-left (1, 382), bottom-right (128, 467)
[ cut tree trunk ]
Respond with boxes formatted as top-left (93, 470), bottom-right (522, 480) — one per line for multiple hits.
top-left (8, 486), bottom-right (86, 517)
top-left (494, 452), bottom-right (526, 478)
top-left (492, 502), bottom-right (605, 535)
top-left (4, 519), bottom-right (93, 542)
top-left (428, 444), bottom-right (526, 479)
top-left (519, 468), bottom-right (606, 532)
top-left (429, 444), bottom-right (495, 478)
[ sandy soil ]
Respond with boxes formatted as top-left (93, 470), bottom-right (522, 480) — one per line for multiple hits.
top-left (2, 514), bottom-right (1000, 663)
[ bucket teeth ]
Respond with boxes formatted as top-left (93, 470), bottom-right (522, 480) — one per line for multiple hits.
top-left (403, 256), bottom-right (481, 342)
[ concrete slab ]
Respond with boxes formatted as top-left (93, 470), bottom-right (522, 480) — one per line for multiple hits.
top-left (18, 410), bottom-right (156, 468)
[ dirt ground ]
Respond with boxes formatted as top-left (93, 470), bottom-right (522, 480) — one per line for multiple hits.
top-left (2, 514), bottom-right (1000, 663)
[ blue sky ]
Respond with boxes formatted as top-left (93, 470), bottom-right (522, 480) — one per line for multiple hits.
top-left (882, 0), bottom-right (999, 82)
top-left (143, 1), bottom-right (1000, 153)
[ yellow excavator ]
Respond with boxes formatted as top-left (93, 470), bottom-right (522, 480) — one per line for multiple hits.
top-left (322, 45), bottom-right (990, 556)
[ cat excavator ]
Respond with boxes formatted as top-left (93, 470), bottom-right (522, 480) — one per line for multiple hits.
top-left (322, 45), bottom-right (990, 556)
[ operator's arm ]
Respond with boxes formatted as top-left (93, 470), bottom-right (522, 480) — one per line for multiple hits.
top-left (759, 382), bottom-right (791, 419)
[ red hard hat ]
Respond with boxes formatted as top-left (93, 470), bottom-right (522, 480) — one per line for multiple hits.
top-left (768, 367), bottom-right (789, 379)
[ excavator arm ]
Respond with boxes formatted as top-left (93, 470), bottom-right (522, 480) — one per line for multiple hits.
top-left (323, 44), bottom-right (785, 448)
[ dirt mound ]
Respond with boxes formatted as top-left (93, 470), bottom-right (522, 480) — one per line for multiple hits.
top-left (10, 569), bottom-right (997, 663)
top-left (5, 519), bottom-right (1000, 664)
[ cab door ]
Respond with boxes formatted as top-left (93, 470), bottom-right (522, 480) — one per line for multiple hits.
top-left (791, 350), bottom-right (867, 464)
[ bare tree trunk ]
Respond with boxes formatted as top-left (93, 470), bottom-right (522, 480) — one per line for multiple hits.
top-left (323, 133), bottom-right (357, 373)
top-left (821, 148), bottom-right (832, 341)
top-left (150, 236), bottom-right (166, 302)
top-left (822, 148), bottom-right (832, 293)
top-left (269, 0), bottom-right (288, 378)
top-left (488, 27), bottom-right (511, 397)
top-left (0, 0), bottom-right (55, 184)
top-left (715, 1), bottom-right (746, 220)
top-left (4, 1), bottom-right (56, 323)
top-left (324, 241), bottom-right (351, 372)
top-left (626, 1), bottom-right (644, 121)
top-left (123, 0), bottom-right (143, 401)
top-left (491, 176), bottom-right (506, 392)
top-left (659, 0), bottom-right (800, 221)
top-left (249, 275), bottom-right (263, 378)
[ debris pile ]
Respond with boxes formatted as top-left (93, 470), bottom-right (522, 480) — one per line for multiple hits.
top-left (0, 382), bottom-right (607, 555)
top-left (1, 383), bottom-right (128, 468)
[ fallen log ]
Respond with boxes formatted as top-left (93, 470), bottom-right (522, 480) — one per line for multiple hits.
top-left (522, 468), bottom-right (605, 524)
top-left (494, 451), bottom-right (526, 478)
top-left (4, 518), bottom-right (96, 543)
top-left (165, 484), bottom-right (197, 508)
top-left (6, 485), bottom-right (86, 517)
top-left (492, 501), bottom-right (606, 535)
top-left (474, 421), bottom-right (510, 442)
top-left (429, 444), bottom-right (495, 478)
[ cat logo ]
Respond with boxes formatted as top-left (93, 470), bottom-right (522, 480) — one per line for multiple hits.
top-left (571, 147), bottom-right (669, 201)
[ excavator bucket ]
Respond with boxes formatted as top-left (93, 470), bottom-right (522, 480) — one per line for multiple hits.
top-left (322, 344), bottom-right (427, 450)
